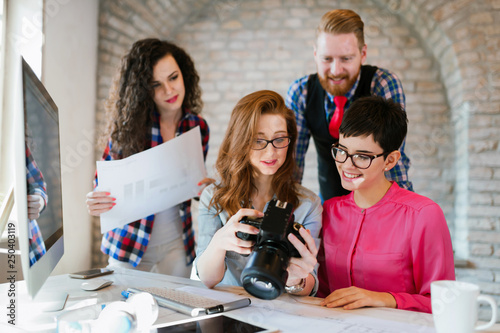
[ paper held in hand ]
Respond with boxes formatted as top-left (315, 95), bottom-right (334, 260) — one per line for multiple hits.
top-left (96, 126), bottom-right (206, 233)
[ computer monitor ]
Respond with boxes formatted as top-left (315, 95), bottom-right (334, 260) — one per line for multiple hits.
top-left (10, 56), bottom-right (66, 307)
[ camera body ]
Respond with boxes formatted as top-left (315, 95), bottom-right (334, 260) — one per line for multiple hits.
top-left (238, 199), bottom-right (305, 300)
top-left (235, 218), bottom-right (262, 242)
top-left (236, 200), bottom-right (304, 256)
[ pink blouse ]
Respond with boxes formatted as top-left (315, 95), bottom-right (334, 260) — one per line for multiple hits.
top-left (317, 182), bottom-right (455, 313)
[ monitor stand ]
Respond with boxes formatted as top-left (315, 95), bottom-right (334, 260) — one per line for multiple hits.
top-left (34, 290), bottom-right (68, 312)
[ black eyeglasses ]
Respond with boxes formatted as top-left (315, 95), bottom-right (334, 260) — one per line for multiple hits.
top-left (331, 145), bottom-right (386, 169)
top-left (251, 137), bottom-right (291, 150)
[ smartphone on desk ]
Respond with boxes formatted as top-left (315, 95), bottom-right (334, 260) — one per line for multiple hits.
top-left (69, 268), bottom-right (114, 279)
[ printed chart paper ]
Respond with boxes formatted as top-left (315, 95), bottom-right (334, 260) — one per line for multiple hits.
top-left (96, 127), bottom-right (206, 233)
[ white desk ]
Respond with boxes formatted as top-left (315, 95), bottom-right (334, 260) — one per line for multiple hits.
top-left (1, 268), bottom-right (499, 332)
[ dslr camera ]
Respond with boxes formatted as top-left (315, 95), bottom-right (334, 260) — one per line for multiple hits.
top-left (236, 199), bottom-right (305, 300)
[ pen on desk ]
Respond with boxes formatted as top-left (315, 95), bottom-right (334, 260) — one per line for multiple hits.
top-left (205, 298), bottom-right (251, 314)
top-left (121, 290), bottom-right (132, 299)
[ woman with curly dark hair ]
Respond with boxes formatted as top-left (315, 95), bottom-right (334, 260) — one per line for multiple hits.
top-left (195, 90), bottom-right (322, 296)
top-left (86, 38), bottom-right (211, 277)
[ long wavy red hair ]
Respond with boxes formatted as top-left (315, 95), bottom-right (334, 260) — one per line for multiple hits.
top-left (210, 90), bottom-right (299, 216)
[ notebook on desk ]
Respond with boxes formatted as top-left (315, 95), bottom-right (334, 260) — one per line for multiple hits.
top-left (126, 286), bottom-right (251, 317)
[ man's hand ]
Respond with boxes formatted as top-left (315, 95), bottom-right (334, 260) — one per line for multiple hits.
top-left (27, 194), bottom-right (45, 220)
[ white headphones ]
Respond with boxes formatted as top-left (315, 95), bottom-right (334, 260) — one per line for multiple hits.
top-left (57, 292), bottom-right (158, 333)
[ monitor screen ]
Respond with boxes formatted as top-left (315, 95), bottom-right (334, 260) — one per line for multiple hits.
top-left (12, 57), bottom-right (65, 301)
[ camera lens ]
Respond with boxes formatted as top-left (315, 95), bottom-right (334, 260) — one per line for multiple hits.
top-left (249, 277), bottom-right (274, 291)
top-left (241, 243), bottom-right (289, 300)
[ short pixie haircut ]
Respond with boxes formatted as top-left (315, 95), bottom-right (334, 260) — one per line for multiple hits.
top-left (339, 96), bottom-right (407, 154)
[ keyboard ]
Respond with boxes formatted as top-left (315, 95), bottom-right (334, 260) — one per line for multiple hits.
top-left (127, 286), bottom-right (222, 317)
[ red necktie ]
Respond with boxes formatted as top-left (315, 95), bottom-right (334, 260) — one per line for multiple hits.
top-left (329, 96), bottom-right (347, 139)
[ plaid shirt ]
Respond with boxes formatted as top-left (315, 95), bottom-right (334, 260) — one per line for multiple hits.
top-left (26, 144), bottom-right (47, 265)
top-left (286, 67), bottom-right (413, 191)
top-left (96, 109), bottom-right (209, 267)
top-left (28, 219), bottom-right (46, 265)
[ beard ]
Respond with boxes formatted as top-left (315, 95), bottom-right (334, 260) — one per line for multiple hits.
top-left (318, 68), bottom-right (360, 96)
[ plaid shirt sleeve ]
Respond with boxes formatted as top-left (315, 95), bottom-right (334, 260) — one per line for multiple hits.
top-left (25, 145), bottom-right (48, 265)
top-left (286, 75), bottom-right (311, 183)
top-left (26, 145), bottom-right (48, 206)
top-left (372, 68), bottom-right (413, 191)
top-left (28, 219), bottom-right (46, 266)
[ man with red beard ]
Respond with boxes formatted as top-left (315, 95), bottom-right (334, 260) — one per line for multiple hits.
top-left (286, 9), bottom-right (412, 201)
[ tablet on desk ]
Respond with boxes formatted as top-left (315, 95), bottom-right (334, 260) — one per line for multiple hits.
top-left (154, 313), bottom-right (279, 333)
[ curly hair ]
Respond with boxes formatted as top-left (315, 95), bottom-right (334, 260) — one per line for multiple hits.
top-left (103, 38), bottom-right (203, 157)
top-left (210, 90), bottom-right (299, 216)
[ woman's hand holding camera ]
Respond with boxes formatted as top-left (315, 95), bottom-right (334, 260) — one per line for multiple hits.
top-left (198, 208), bottom-right (263, 289)
top-left (213, 208), bottom-right (262, 255)
top-left (285, 228), bottom-right (318, 294)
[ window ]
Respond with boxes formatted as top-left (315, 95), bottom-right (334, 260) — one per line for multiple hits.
top-left (1, 0), bottom-right (43, 215)
top-left (5, 0), bottom-right (43, 77)
top-left (0, 1), bottom-right (4, 54)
